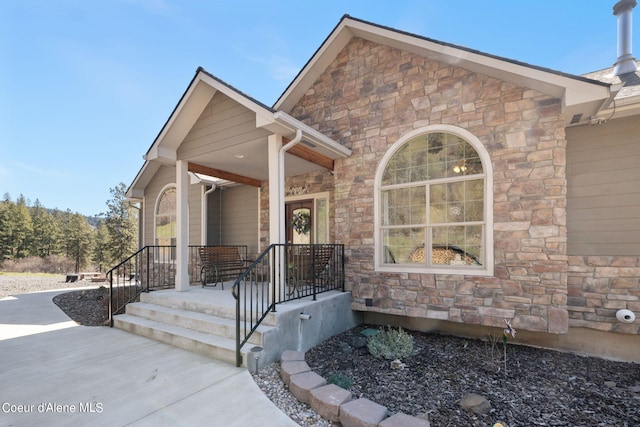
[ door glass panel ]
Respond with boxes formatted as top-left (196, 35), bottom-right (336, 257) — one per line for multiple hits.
top-left (316, 199), bottom-right (327, 244)
top-left (291, 208), bottom-right (311, 244)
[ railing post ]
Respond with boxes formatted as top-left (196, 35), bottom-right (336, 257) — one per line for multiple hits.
top-left (146, 247), bottom-right (150, 292)
top-left (312, 244), bottom-right (317, 301)
top-left (108, 270), bottom-right (113, 327)
top-left (235, 282), bottom-right (242, 367)
top-left (340, 244), bottom-right (345, 292)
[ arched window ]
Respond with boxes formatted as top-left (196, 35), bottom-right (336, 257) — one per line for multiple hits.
top-left (155, 186), bottom-right (176, 248)
top-left (375, 125), bottom-right (493, 275)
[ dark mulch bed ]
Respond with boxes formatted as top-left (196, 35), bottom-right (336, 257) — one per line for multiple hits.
top-left (305, 325), bottom-right (640, 427)
top-left (53, 287), bottom-right (110, 326)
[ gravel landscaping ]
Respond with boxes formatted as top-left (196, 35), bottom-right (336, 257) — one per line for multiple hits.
top-left (3, 273), bottom-right (639, 426)
top-left (0, 273), bottom-right (95, 299)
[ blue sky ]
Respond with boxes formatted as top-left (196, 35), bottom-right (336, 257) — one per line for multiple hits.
top-left (0, 0), bottom-right (635, 217)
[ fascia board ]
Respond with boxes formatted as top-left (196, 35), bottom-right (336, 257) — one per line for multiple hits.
top-left (126, 161), bottom-right (161, 198)
top-left (274, 111), bottom-right (352, 158)
top-left (198, 73), bottom-right (275, 118)
top-left (274, 20), bottom-right (353, 112)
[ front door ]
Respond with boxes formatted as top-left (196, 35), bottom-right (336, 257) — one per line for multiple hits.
top-left (285, 200), bottom-right (313, 244)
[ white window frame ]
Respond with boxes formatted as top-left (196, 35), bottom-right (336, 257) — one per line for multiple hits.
top-left (285, 191), bottom-right (330, 244)
top-left (374, 124), bottom-right (494, 276)
top-left (154, 184), bottom-right (177, 249)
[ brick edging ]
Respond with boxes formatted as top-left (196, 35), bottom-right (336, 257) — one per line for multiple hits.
top-left (279, 350), bottom-right (431, 426)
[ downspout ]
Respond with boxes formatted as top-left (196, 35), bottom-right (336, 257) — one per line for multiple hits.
top-left (201, 184), bottom-right (216, 245)
top-left (277, 129), bottom-right (302, 244)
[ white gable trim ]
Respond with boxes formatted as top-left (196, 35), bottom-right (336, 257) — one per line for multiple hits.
top-left (275, 16), bottom-right (613, 125)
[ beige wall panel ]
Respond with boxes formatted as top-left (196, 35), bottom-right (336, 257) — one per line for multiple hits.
top-left (189, 184), bottom-right (202, 246)
top-left (567, 116), bottom-right (640, 255)
top-left (220, 185), bottom-right (259, 254)
top-left (177, 93), bottom-right (270, 160)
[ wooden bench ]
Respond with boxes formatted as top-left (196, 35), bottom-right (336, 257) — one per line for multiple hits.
top-left (286, 245), bottom-right (334, 297)
top-left (199, 246), bottom-right (250, 289)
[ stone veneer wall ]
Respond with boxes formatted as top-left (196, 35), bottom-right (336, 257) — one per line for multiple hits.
top-left (288, 37), bottom-right (570, 334)
top-left (568, 256), bottom-right (640, 334)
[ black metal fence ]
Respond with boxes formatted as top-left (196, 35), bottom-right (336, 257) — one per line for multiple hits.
top-left (232, 243), bottom-right (345, 366)
top-left (107, 245), bottom-right (248, 326)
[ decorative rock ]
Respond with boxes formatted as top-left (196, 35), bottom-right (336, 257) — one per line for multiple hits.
top-left (349, 335), bottom-right (368, 348)
top-left (309, 383), bottom-right (352, 422)
top-left (339, 398), bottom-right (388, 427)
top-left (340, 342), bottom-right (353, 353)
top-left (459, 393), bottom-right (491, 415)
top-left (390, 359), bottom-right (405, 370)
top-left (359, 328), bottom-right (379, 337)
top-left (604, 381), bottom-right (616, 388)
top-left (280, 361), bottom-right (311, 386)
top-left (280, 350), bottom-right (305, 362)
top-left (379, 412), bottom-right (431, 427)
top-left (288, 371), bottom-right (327, 404)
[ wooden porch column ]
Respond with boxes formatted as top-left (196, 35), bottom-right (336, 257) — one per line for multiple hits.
top-left (175, 159), bottom-right (190, 291)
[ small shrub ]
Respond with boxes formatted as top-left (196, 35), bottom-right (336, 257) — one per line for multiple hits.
top-left (328, 372), bottom-right (352, 389)
top-left (367, 326), bottom-right (414, 360)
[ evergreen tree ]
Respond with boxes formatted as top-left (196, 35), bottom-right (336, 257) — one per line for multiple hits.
top-left (91, 220), bottom-right (109, 272)
top-left (0, 199), bottom-right (12, 261)
top-left (0, 195), bottom-right (34, 259)
top-left (29, 199), bottom-right (61, 257)
top-left (103, 183), bottom-right (138, 265)
top-left (60, 210), bottom-right (93, 273)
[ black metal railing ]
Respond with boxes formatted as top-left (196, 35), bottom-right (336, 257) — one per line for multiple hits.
top-left (232, 243), bottom-right (344, 366)
top-left (107, 245), bottom-right (247, 326)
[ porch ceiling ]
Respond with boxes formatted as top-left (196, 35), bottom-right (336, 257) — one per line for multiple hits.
top-left (181, 131), bottom-right (331, 183)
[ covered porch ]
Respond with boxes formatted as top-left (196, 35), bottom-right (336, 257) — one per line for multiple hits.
top-left (125, 68), bottom-right (352, 294)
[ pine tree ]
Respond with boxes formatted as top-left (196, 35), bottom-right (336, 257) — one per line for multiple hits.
top-left (29, 199), bottom-right (61, 257)
top-left (103, 183), bottom-right (138, 265)
top-left (91, 221), bottom-right (109, 272)
top-left (60, 210), bottom-right (93, 273)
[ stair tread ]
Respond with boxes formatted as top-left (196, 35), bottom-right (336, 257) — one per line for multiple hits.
top-left (115, 314), bottom-right (244, 351)
top-left (128, 302), bottom-right (274, 333)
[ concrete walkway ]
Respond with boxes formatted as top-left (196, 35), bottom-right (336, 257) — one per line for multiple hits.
top-left (0, 289), bottom-right (298, 427)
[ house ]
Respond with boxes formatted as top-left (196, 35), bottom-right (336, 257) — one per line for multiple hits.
top-left (121, 1), bottom-right (640, 363)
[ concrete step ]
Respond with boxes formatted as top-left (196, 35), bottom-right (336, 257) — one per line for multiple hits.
top-left (113, 314), bottom-right (251, 366)
top-left (139, 291), bottom-right (277, 326)
top-left (125, 302), bottom-right (265, 345)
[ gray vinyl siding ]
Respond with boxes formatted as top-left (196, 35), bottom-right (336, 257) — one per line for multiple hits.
top-left (188, 184), bottom-right (202, 245)
top-left (566, 115), bottom-right (640, 256)
top-left (206, 185), bottom-right (259, 255)
top-left (177, 92), bottom-right (270, 159)
top-left (207, 191), bottom-right (222, 245)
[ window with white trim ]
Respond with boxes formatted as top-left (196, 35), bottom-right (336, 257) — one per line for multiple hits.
top-left (155, 186), bottom-right (176, 248)
top-left (376, 126), bottom-right (492, 275)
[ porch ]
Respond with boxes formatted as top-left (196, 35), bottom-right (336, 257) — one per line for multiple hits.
top-left (107, 243), bottom-right (361, 367)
